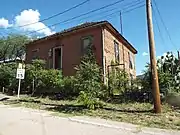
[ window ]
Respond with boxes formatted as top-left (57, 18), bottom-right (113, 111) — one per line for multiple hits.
top-left (32, 49), bottom-right (39, 60)
top-left (82, 36), bottom-right (93, 54)
top-left (129, 52), bottom-right (133, 69)
top-left (114, 41), bottom-right (120, 63)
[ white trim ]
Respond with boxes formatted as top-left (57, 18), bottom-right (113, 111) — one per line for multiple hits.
top-left (53, 46), bottom-right (63, 69)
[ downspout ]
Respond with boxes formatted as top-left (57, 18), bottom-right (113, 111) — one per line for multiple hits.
top-left (101, 27), bottom-right (106, 85)
top-left (122, 42), bottom-right (125, 72)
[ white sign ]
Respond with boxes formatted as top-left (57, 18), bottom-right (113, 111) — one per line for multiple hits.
top-left (16, 69), bottom-right (25, 79)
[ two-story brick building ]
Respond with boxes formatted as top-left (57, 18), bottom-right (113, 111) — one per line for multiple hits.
top-left (26, 21), bottom-right (137, 81)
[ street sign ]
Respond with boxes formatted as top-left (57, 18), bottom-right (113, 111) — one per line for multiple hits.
top-left (16, 69), bottom-right (25, 79)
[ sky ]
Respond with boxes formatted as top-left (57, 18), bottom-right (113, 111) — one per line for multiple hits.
top-left (0, 0), bottom-right (180, 75)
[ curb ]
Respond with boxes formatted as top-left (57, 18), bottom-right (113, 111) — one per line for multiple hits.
top-left (68, 117), bottom-right (179, 135)
top-left (68, 117), bottom-right (138, 132)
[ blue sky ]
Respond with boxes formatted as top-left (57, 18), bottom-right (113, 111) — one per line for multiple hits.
top-left (0, 0), bottom-right (180, 75)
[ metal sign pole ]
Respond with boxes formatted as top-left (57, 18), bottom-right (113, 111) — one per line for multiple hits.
top-left (17, 79), bottom-right (21, 99)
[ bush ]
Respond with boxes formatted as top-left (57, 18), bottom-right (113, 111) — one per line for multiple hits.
top-left (0, 63), bottom-right (17, 94)
top-left (75, 45), bottom-right (103, 109)
top-left (78, 91), bottom-right (103, 110)
top-left (24, 60), bottom-right (63, 95)
top-left (60, 76), bottom-right (78, 98)
top-left (32, 59), bottom-right (46, 70)
top-left (38, 69), bottom-right (62, 89)
top-left (108, 64), bottom-right (129, 97)
top-left (0, 59), bottom-right (63, 95)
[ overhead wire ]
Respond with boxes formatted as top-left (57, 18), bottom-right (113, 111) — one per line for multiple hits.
top-left (28, 0), bottom-right (145, 36)
top-left (57, 0), bottom-right (144, 26)
top-left (152, 6), bottom-right (167, 51)
top-left (153, 0), bottom-right (178, 50)
top-left (27, 0), bottom-right (127, 35)
top-left (0, 0), bottom-right (90, 30)
top-left (122, 3), bottom-right (145, 14)
top-left (93, 3), bottom-right (145, 21)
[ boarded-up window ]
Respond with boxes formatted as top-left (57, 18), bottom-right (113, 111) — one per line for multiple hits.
top-left (82, 36), bottom-right (93, 54)
top-left (32, 49), bottom-right (39, 60)
top-left (129, 52), bottom-right (133, 69)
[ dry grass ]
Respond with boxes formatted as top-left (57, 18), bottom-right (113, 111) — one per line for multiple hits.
top-left (1, 95), bottom-right (180, 130)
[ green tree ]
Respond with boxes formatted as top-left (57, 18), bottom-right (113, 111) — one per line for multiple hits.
top-left (142, 52), bottom-right (180, 93)
top-left (75, 46), bottom-right (103, 109)
top-left (0, 34), bottom-right (30, 61)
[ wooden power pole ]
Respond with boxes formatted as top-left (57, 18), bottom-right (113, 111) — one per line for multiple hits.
top-left (178, 51), bottom-right (180, 65)
top-left (146, 0), bottom-right (161, 113)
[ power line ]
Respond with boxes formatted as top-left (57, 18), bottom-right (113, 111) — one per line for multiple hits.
top-left (0, 0), bottom-right (90, 30)
top-left (122, 0), bottom-right (143, 10)
top-left (153, 0), bottom-right (178, 50)
top-left (122, 3), bottom-right (145, 14)
top-left (60, 0), bottom-right (144, 26)
top-left (28, 0), bottom-right (145, 36)
top-left (152, 7), bottom-right (167, 51)
top-left (94, 4), bottom-right (145, 21)
top-left (0, 0), bottom-right (143, 37)
top-left (27, 0), bottom-right (126, 35)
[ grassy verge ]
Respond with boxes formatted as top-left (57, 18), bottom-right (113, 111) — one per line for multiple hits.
top-left (1, 95), bottom-right (180, 130)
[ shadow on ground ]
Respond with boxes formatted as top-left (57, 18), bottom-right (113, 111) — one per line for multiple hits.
top-left (103, 107), bottom-right (153, 113)
top-left (0, 98), bottom-right (156, 114)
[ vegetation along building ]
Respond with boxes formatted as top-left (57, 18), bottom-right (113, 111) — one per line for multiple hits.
top-left (26, 21), bottom-right (138, 80)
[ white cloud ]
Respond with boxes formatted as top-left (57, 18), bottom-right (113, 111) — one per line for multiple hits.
top-left (14, 9), bottom-right (55, 36)
top-left (0, 18), bottom-right (12, 28)
top-left (142, 52), bottom-right (149, 56)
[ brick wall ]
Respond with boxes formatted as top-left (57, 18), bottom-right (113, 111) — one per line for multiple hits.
top-left (102, 27), bottom-right (136, 78)
top-left (26, 27), bottom-right (103, 76)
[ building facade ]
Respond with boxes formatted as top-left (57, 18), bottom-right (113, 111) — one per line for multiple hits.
top-left (26, 21), bottom-right (137, 79)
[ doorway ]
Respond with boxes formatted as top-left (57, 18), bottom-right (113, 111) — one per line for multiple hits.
top-left (53, 47), bottom-right (62, 69)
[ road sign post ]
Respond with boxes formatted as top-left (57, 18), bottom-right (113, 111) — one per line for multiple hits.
top-left (17, 79), bottom-right (21, 98)
top-left (16, 64), bottom-right (25, 99)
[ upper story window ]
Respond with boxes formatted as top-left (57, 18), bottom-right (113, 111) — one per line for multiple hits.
top-left (32, 49), bottom-right (39, 60)
top-left (81, 36), bottom-right (93, 54)
top-left (129, 52), bottom-right (134, 69)
top-left (114, 41), bottom-right (120, 63)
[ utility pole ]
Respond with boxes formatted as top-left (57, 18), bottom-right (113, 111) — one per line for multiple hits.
top-left (120, 11), bottom-right (123, 35)
top-left (146, 0), bottom-right (161, 113)
top-left (178, 51), bottom-right (180, 65)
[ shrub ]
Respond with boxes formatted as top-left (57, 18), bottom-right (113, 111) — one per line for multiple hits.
top-left (78, 91), bottom-right (103, 110)
top-left (24, 60), bottom-right (63, 95)
top-left (0, 63), bottom-right (17, 94)
top-left (60, 76), bottom-right (78, 98)
top-left (32, 59), bottom-right (46, 70)
top-left (108, 65), bottom-right (129, 96)
top-left (38, 69), bottom-right (62, 89)
top-left (75, 45), bottom-right (103, 109)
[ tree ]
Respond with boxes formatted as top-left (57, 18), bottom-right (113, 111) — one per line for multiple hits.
top-left (75, 45), bottom-right (103, 109)
top-left (142, 52), bottom-right (180, 93)
top-left (0, 34), bottom-right (30, 61)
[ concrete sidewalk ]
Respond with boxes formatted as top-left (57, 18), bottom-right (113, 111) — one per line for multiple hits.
top-left (0, 104), bottom-right (180, 135)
